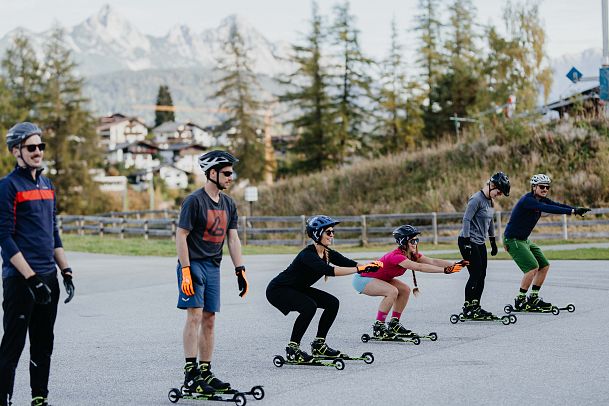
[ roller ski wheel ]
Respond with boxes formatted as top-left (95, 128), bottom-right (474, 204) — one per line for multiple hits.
top-left (272, 354), bottom-right (345, 370)
top-left (450, 314), bottom-right (460, 324)
top-left (168, 388), bottom-right (181, 403)
top-left (250, 386), bottom-right (265, 400)
top-left (361, 332), bottom-right (420, 345)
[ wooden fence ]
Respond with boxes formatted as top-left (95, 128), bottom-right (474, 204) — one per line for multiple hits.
top-left (58, 208), bottom-right (609, 246)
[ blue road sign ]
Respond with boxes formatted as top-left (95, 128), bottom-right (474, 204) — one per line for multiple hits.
top-left (600, 67), bottom-right (609, 101)
top-left (566, 67), bottom-right (583, 83)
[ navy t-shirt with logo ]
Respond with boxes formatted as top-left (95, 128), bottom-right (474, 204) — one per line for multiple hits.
top-left (178, 188), bottom-right (238, 266)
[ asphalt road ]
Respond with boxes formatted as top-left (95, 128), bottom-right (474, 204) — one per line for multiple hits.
top-left (2, 252), bottom-right (609, 405)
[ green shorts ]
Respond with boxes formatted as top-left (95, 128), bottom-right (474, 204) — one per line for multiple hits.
top-left (503, 238), bottom-right (550, 273)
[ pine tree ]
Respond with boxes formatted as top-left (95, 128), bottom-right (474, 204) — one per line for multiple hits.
top-left (329, 1), bottom-right (374, 161)
top-left (0, 31), bottom-right (42, 119)
top-left (278, 2), bottom-right (335, 173)
top-left (154, 85), bottom-right (175, 127)
top-left (413, 0), bottom-right (445, 140)
top-left (0, 78), bottom-right (18, 175)
top-left (37, 27), bottom-right (109, 214)
top-left (372, 18), bottom-right (420, 153)
top-left (434, 0), bottom-right (483, 136)
top-left (212, 20), bottom-right (265, 182)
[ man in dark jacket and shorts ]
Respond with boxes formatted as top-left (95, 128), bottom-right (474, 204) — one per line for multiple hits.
top-left (503, 173), bottom-right (590, 311)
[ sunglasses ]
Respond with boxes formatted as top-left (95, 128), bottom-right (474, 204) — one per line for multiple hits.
top-left (408, 238), bottom-right (419, 245)
top-left (537, 185), bottom-right (550, 190)
top-left (220, 170), bottom-right (233, 177)
top-left (324, 229), bottom-right (335, 236)
top-left (22, 143), bottom-right (46, 152)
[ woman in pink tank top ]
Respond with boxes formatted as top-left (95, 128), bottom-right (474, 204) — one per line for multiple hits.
top-left (352, 225), bottom-right (467, 338)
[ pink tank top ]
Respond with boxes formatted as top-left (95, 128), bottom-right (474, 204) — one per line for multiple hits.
top-left (362, 248), bottom-right (422, 282)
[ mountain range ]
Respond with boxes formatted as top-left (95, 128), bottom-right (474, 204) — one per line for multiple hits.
top-left (0, 4), bottom-right (604, 125)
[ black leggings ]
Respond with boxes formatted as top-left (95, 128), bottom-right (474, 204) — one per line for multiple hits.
top-left (266, 286), bottom-right (339, 344)
top-left (0, 274), bottom-right (60, 401)
top-left (458, 237), bottom-right (488, 303)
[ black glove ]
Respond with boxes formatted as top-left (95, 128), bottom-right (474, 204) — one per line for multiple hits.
top-left (61, 268), bottom-right (75, 304)
top-left (490, 237), bottom-right (498, 256)
top-left (235, 266), bottom-right (248, 298)
top-left (26, 275), bottom-right (52, 305)
top-left (462, 237), bottom-right (472, 259)
top-left (574, 207), bottom-right (591, 216)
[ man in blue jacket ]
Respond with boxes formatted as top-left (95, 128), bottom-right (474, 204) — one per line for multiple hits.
top-left (0, 122), bottom-right (75, 406)
top-left (503, 173), bottom-right (590, 311)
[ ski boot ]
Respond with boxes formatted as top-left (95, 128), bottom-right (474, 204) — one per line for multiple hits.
top-left (526, 295), bottom-right (553, 311)
top-left (311, 337), bottom-right (342, 358)
top-left (183, 362), bottom-right (215, 395)
top-left (461, 301), bottom-right (475, 319)
top-left (387, 317), bottom-right (416, 337)
top-left (31, 397), bottom-right (48, 406)
top-left (286, 342), bottom-right (314, 362)
top-left (199, 362), bottom-right (231, 391)
top-left (469, 300), bottom-right (496, 320)
top-left (514, 295), bottom-right (527, 311)
top-left (373, 320), bottom-right (397, 339)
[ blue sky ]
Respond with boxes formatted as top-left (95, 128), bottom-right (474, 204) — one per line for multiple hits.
top-left (0, 0), bottom-right (603, 59)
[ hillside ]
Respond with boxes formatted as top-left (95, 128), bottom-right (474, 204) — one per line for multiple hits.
top-left (241, 118), bottom-right (609, 216)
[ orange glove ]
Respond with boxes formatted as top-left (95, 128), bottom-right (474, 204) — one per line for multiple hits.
top-left (443, 263), bottom-right (463, 274)
top-left (181, 266), bottom-right (195, 296)
top-left (357, 260), bottom-right (383, 274)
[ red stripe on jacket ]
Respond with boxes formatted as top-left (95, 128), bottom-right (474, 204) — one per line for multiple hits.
top-left (15, 189), bottom-right (55, 203)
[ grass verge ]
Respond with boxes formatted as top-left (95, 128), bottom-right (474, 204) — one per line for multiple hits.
top-left (61, 234), bottom-right (609, 260)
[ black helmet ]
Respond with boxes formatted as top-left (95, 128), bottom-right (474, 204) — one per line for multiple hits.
top-left (393, 225), bottom-right (420, 246)
top-left (198, 150), bottom-right (238, 175)
top-left (490, 171), bottom-right (510, 196)
top-left (6, 122), bottom-right (42, 151)
top-left (306, 215), bottom-right (340, 243)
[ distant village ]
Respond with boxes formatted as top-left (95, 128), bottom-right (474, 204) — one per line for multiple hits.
top-left (93, 113), bottom-right (232, 193)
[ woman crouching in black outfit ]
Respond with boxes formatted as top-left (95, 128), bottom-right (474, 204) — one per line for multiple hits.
top-left (266, 215), bottom-right (381, 362)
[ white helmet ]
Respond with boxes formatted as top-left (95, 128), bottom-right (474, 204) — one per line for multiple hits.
top-left (530, 173), bottom-right (551, 185)
top-left (198, 150), bottom-right (238, 174)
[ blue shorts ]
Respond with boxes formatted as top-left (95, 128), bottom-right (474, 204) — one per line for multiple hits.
top-left (176, 259), bottom-right (221, 312)
top-left (352, 273), bottom-right (374, 294)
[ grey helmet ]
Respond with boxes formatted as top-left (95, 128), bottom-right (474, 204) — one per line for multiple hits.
top-left (530, 173), bottom-right (551, 185)
top-left (6, 122), bottom-right (42, 151)
top-left (392, 225), bottom-right (420, 246)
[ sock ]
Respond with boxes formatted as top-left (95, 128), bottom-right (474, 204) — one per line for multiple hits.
top-left (391, 311), bottom-right (402, 320)
top-left (530, 285), bottom-right (541, 297)
top-left (376, 310), bottom-right (388, 323)
top-left (288, 341), bottom-right (299, 348)
top-left (518, 288), bottom-right (527, 298)
top-left (185, 357), bottom-right (197, 366)
top-left (198, 361), bottom-right (210, 373)
top-left (314, 336), bottom-right (325, 343)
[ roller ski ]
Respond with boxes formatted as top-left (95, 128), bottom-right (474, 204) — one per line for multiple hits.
top-left (168, 362), bottom-right (260, 405)
top-left (504, 295), bottom-right (575, 316)
top-left (360, 321), bottom-right (421, 345)
top-left (273, 342), bottom-right (345, 370)
top-left (310, 337), bottom-right (374, 364)
top-left (450, 300), bottom-right (516, 325)
top-left (387, 317), bottom-right (437, 342)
